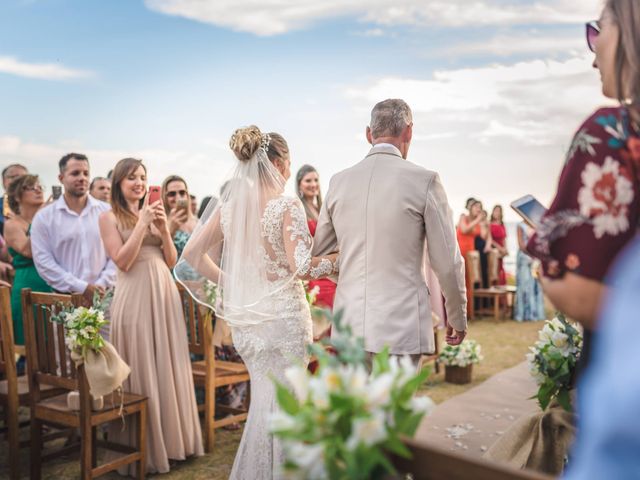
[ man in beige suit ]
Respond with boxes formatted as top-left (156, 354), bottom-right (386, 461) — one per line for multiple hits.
top-left (313, 99), bottom-right (467, 361)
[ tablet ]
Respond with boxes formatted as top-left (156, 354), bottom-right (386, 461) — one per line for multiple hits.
top-left (510, 195), bottom-right (547, 228)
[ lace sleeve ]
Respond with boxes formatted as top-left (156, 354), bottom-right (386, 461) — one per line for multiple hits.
top-left (282, 198), bottom-right (338, 280)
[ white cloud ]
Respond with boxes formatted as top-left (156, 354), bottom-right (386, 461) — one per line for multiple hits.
top-left (0, 55), bottom-right (93, 81)
top-left (342, 54), bottom-right (614, 221)
top-left (345, 55), bottom-right (608, 145)
top-left (144, 0), bottom-right (601, 36)
top-left (444, 32), bottom-right (585, 57)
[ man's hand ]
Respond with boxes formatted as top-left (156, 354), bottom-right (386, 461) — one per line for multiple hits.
top-left (82, 284), bottom-right (104, 306)
top-left (446, 325), bottom-right (467, 346)
top-left (0, 261), bottom-right (14, 280)
top-left (0, 279), bottom-right (10, 288)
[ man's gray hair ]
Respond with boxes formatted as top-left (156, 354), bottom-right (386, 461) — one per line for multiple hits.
top-left (369, 99), bottom-right (412, 138)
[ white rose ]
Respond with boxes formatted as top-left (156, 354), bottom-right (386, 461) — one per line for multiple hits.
top-left (343, 365), bottom-right (367, 396)
top-left (308, 377), bottom-right (329, 409)
top-left (551, 331), bottom-right (568, 350)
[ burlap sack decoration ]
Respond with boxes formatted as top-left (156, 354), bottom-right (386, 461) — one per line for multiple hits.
top-left (484, 401), bottom-right (576, 475)
top-left (70, 341), bottom-right (131, 397)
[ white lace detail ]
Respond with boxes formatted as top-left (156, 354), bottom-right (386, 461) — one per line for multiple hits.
top-left (310, 258), bottom-right (334, 278)
top-left (228, 195), bottom-right (313, 479)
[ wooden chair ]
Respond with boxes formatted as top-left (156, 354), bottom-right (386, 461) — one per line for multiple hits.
top-left (21, 289), bottom-right (148, 479)
top-left (176, 282), bottom-right (250, 452)
top-left (392, 437), bottom-right (554, 480)
top-left (0, 286), bottom-right (23, 479)
top-left (465, 251), bottom-right (510, 321)
top-left (0, 286), bottom-right (70, 479)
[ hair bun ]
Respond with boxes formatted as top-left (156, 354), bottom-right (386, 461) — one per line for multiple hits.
top-left (230, 125), bottom-right (263, 162)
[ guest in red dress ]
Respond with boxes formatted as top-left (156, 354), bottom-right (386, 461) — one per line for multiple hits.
top-left (296, 165), bottom-right (336, 310)
top-left (489, 205), bottom-right (508, 285)
top-left (456, 198), bottom-right (483, 316)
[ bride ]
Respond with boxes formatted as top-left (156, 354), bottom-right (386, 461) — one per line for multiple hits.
top-left (175, 126), bottom-right (338, 479)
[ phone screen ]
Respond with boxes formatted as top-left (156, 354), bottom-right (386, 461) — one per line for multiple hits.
top-left (511, 195), bottom-right (547, 228)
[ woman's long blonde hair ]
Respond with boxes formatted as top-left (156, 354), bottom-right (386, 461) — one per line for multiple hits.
top-left (110, 158), bottom-right (146, 229)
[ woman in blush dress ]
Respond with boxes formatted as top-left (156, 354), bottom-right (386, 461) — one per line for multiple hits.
top-left (489, 205), bottom-right (508, 285)
top-left (99, 158), bottom-right (203, 475)
top-left (296, 165), bottom-right (336, 314)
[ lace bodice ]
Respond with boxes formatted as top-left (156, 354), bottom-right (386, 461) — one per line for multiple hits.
top-left (221, 196), bottom-right (337, 284)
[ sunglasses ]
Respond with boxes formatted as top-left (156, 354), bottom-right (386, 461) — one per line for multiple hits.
top-left (166, 190), bottom-right (187, 198)
top-left (23, 184), bottom-right (44, 192)
top-left (586, 20), bottom-right (600, 53)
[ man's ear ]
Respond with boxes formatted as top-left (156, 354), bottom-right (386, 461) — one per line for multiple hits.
top-left (404, 123), bottom-right (413, 143)
top-left (58, 172), bottom-right (64, 184)
top-left (366, 126), bottom-right (373, 145)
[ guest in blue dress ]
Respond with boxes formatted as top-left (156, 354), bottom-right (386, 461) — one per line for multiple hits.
top-left (515, 223), bottom-right (545, 321)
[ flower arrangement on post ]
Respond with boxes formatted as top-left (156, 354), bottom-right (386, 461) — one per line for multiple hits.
top-left (270, 311), bottom-right (435, 480)
top-left (50, 290), bottom-right (131, 410)
top-left (526, 313), bottom-right (582, 411)
top-left (50, 290), bottom-right (112, 358)
top-left (438, 339), bottom-right (483, 384)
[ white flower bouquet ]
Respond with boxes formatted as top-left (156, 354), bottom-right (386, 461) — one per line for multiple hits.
top-left (438, 339), bottom-right (483, 368)
top-left (270, 312), bottom-right (434, 480)
top-left (526, 313), bottom-right (582, 411)
top-left (50, 290), bottom-right (112, 358)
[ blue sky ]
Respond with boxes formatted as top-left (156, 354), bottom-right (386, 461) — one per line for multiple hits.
top-left (0, 0), bottom-right (607, 219)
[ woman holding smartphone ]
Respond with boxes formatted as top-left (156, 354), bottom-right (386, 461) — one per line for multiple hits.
top-left (99, 158), bottom-right (202, 474)
top-left (528, 0), bottom-right (640, 368)
top-left (162, 175), bottom-right (197, 257)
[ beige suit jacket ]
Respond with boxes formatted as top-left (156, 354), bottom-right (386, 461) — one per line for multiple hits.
top-left (313, 145), bottom-right (467, 354)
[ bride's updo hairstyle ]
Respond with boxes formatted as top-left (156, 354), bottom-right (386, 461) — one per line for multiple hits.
top-left (229, 125), bottom-right (289, 165)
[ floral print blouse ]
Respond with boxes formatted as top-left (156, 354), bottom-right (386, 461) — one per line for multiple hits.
top-left (528, 107), bottom-right (640, 282)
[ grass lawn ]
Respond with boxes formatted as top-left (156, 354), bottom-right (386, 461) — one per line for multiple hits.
top-left (1, 317), bottom-right (544, 479)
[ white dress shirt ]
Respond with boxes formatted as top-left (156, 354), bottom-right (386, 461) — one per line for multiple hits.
top-left (31, 195), bottom-right (116, 293)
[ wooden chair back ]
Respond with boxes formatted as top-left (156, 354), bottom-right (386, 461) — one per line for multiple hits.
top-left (488, 249), bottom-right (500, 285)
top-left (0, 286), bottom-right (16, 382)
top-left (21, 289), bottom-right (84, 402)
top-left (465, 251), bottom-right (481, 290)
top-left (0, 286), bottom-right (21, 479)
top-left (176, 282), bottom-right (213, 357)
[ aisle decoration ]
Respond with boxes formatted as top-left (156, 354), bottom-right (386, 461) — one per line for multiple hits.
top-left (270, 311), bottom-right (434, 480)
top-left (438, 339), bottom-right (483, 384)
top-left (526, 313), bottom-right (582, 411)
top-left (50, 290), bottom-right (130, 409)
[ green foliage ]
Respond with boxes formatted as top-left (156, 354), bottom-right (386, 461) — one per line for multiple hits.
top-left (270, 310), bottom-right (435, 480)
top-left (526, 313), bottom-right (582, 412)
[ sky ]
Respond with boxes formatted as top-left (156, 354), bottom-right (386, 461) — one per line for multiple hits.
top-left (0, 0), bottom-right (610, 221)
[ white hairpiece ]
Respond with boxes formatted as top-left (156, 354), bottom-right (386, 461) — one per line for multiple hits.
top-left (261, 133), bottom-right (271, 152)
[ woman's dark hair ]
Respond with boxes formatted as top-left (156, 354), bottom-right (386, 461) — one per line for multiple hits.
top-left (197, 195), bottom-right (216, 218)
top-left (7, 174), bottom-right (39, 214)
top-left (110, 158), bottom-right (146, 229)
top-left (295, 164), bottom-right (323, 220)
top-left (491, 205), bottom-right (504, 224)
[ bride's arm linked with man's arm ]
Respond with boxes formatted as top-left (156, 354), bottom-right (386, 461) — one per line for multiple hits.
top-left (282, 197), bottom-right (338, 280)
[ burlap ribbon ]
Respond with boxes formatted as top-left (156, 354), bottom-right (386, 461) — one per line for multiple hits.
top-left (70, 341), bottom-right (131, 397)
top-left (484, 401), bottom-right (576, 475)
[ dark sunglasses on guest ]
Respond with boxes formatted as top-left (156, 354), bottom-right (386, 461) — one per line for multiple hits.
top-left (586, 20), bottom-right (600, 53)
top-left (166, 190), bottom-right (187, 198)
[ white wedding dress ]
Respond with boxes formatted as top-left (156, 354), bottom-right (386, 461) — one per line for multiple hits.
top-left (228, 196), bottom-right (336, 479)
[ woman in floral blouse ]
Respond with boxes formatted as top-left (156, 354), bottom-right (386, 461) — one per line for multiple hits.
top-left (528, 0), bottom-right (640, 368)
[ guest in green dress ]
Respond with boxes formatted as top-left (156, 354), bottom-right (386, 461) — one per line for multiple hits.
top-left (4, 174), bottom-right (52, 344)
